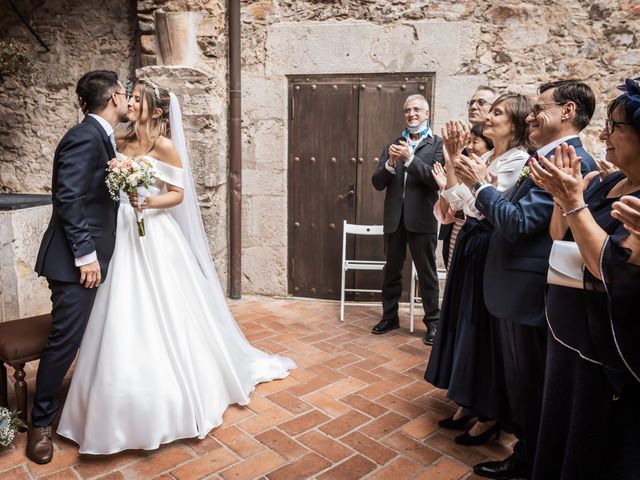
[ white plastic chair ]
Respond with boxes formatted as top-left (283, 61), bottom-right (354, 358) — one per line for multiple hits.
top-left (340, 221), bottom-right (385, 323)
top-left (409, 263), bottom-right (448, 330)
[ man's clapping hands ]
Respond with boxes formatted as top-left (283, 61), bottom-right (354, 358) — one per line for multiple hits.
top-left (388, 140), bottom-right (411, 167)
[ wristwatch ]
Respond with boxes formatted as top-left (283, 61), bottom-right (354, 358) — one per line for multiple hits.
top-left (471, 180), bottom-right (488, 196)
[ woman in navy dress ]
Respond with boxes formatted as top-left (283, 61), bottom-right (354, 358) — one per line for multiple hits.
top-left (529, 78), bottom-right (640, 479)
top-left (425, 93), bottom-right (534, 445)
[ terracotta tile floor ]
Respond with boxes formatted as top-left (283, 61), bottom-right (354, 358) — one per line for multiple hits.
top-left (2, 297), bottom-right (515, 479)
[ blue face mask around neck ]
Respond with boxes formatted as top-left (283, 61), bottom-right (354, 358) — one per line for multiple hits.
top-left (406, 120), bottom-right (429, 134)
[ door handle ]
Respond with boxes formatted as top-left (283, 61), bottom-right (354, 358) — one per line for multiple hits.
top-left (338, 184), bottom-right (355, 200)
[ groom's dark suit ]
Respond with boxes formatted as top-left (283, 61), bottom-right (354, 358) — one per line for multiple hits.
top-left (32, 115), bottom-right (118, 427)
top-left (372, 134), bottom-right (444, 325)
top-left (475, 136), bottom-right (596, 466)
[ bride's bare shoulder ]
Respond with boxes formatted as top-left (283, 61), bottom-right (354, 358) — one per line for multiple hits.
top-left (153, 136), bottom-right (182, 168)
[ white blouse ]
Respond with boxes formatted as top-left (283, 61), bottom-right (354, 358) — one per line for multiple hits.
top-left (441, 147), bottom-right (529, 219)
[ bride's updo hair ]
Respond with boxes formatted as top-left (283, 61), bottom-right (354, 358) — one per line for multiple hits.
top-left (122, 79), bottom-right (171, 149)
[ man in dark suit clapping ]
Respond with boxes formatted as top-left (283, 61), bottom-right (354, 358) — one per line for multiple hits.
top-left (454, 80), bottom-right (598, 478)
top-left (28, 71), bottom-right (129, 464)
top-left (371, 95), bottom-right (444, 345)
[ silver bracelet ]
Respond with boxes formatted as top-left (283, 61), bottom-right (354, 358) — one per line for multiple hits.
top-left (562, 204), bottom-right (588, 217)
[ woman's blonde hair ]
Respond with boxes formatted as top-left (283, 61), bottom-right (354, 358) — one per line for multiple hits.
top-left (121, 79), bottom-right (171, 150)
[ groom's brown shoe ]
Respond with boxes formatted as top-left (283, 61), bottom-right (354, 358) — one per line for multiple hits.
top-left (27, 425), bottom-right (53, 464)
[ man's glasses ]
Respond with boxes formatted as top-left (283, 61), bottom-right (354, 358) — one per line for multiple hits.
top-left (605, 118), bottom-right (632, 135)
top-left (530, 102), bottom-right (566, 117)
top-left (114, 91), bottom-right (130, 100)
top-left (467, 98), bottom-right (490, 108)
top-left (404, 107), bottom-right (427, 114)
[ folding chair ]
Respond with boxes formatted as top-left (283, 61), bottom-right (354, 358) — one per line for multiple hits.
top-left (340, 221), bottom-right (385, 322)
top-left (409, 263), bottom-right (448, 331)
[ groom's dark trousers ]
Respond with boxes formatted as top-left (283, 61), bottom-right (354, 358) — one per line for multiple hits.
top-left (32, 115), bottom-right (117, 427)
top-left (31, 281), bottom-right (98, 426)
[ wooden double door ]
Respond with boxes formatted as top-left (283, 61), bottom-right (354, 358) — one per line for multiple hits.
top-left (288, 74), bottom-right (435, 299)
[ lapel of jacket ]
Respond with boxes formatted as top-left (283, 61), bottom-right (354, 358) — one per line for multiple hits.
top-left (83, 115), bottom-right (116, 159)
top-left (413, 134), bottom-right (434, 154)
top-left (562, 136), bottom-right (583, 151)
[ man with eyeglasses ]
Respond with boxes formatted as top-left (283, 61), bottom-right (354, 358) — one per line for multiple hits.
top-left (29, 70), bottom-right (129, 464)
top-left (458, 80), bottom-right (598, 479)
top-left (372, 94), bottom-right (444, 345)
top-left (467, 86), bottom-right (499, 126)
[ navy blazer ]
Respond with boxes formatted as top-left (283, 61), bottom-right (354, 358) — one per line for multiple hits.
top-left (35, 116), bottom-right (119, 283)
top-left (475, 137), bottom-right (597, 327)
top-left (372, 134), bottom-right (444, 234)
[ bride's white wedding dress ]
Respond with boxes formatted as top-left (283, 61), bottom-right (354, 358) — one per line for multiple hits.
top-left (57, 95), bottom-right (295, 455)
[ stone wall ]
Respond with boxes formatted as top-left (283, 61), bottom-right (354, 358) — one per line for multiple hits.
top-left (133, 0), bottom-right (230, 282)
top-left (0, 0), bottom-right (139, 192)
top-left (1, 0), bottom-right (638, 299)
top-left (0, 204), bottom-right (52, 322)
top-left (236, 0), bottom-right (638, 295)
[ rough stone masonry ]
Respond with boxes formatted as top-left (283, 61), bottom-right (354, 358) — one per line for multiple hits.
top-left (0, 0), bottom-right (638, 298)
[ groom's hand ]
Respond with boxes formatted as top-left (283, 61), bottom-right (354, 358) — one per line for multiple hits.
top-left (79, 261), bottom-right (101, 288)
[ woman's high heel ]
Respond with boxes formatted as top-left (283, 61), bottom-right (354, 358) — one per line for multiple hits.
top-left (454, 422), bottom-right (501, 446)
top-left (438, 414), bottom-right (474, 430)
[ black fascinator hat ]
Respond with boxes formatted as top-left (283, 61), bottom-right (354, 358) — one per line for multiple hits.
top-left (614, 77), bottom-right (640, 133)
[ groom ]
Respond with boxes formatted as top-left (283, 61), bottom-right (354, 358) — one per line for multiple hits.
top-left (28, 70), bottom-right (129, 464)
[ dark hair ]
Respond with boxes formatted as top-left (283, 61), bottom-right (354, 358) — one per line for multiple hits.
top-left (76, 70), bottom-right (119, 113)
top-left (538, 80), bottom-right (595, 131)
top-left (470, 124), bottom-right (494, 150)
top-left (490, 93), bottom-right (535, 152)
top-left (607, 96), bottom-right (640, 136)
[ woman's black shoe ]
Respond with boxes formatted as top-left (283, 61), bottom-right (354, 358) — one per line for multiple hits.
top-left (438, 414), bottom-right (474, 430)
top-left (454, 422), bottom-right (501, 446)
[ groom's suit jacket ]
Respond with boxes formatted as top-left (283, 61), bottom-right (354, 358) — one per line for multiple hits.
top-left (35, 115), bottom-right (118, 283)
top-left (372, 135), bottom-right (444, 234)
top-left (475, 137), bottom-right (597, 327)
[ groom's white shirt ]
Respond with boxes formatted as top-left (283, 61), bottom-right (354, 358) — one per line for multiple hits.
top-left (74, 113), bottom-right (114, 267)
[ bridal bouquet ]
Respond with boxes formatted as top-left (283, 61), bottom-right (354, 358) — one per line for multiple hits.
top-left (106, 156), bottom-right (156, 236)
top-left (0, 408), bottom-right (26, 447)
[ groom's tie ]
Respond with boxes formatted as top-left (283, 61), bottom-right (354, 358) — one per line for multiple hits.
top-left (109, 133), bottom-right (116, 153)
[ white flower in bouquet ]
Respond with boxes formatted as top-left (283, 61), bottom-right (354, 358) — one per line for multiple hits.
top-left (0, 408), bottom-right (26, 447)
top-left (106, 156), bottom-right (156, 236)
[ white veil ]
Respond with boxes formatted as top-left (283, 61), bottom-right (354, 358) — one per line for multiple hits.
top-left (167, 92), bottom-right (295, 382)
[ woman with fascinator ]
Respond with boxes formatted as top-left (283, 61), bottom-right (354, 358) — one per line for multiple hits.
top-left (56, 80), bottom-right (295, 454)
top-left (528, 78), bottom-right (640, 479)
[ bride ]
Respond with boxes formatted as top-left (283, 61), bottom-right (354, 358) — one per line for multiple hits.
top-left (57, 80), bottom-right (296, 454)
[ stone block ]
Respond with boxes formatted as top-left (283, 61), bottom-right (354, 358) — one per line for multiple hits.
top-left (137, 65), bottom-right (217, 93)
top-left (243, 168), bottom-right (286, 197)
top-left (241, 194), bottom-right (287, 249)
top-left (265, 21), bottom-right (472, 77)
top-left (242, 74), bottom-right (287, 122)
top-left (485, 4), bottom-right (533, 24)
top-left (197, 15), bottom-right (225, 37)
top-left (603, 50), bottom-right (640, 68)
top-left (242, 119), bottom-right (286, 170)
top-left (246, 1), bottom-right (274, 21)
top-left (0, 204), bottom-right (51, 323)
top-left (140, 34), bottom-right (157, 55)
top-left (504, 25), bottom-right (549, 50)
top-left (242, 244), bottom-right (287, 295)
top-left (431, 75), bottom-right (487, 130)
